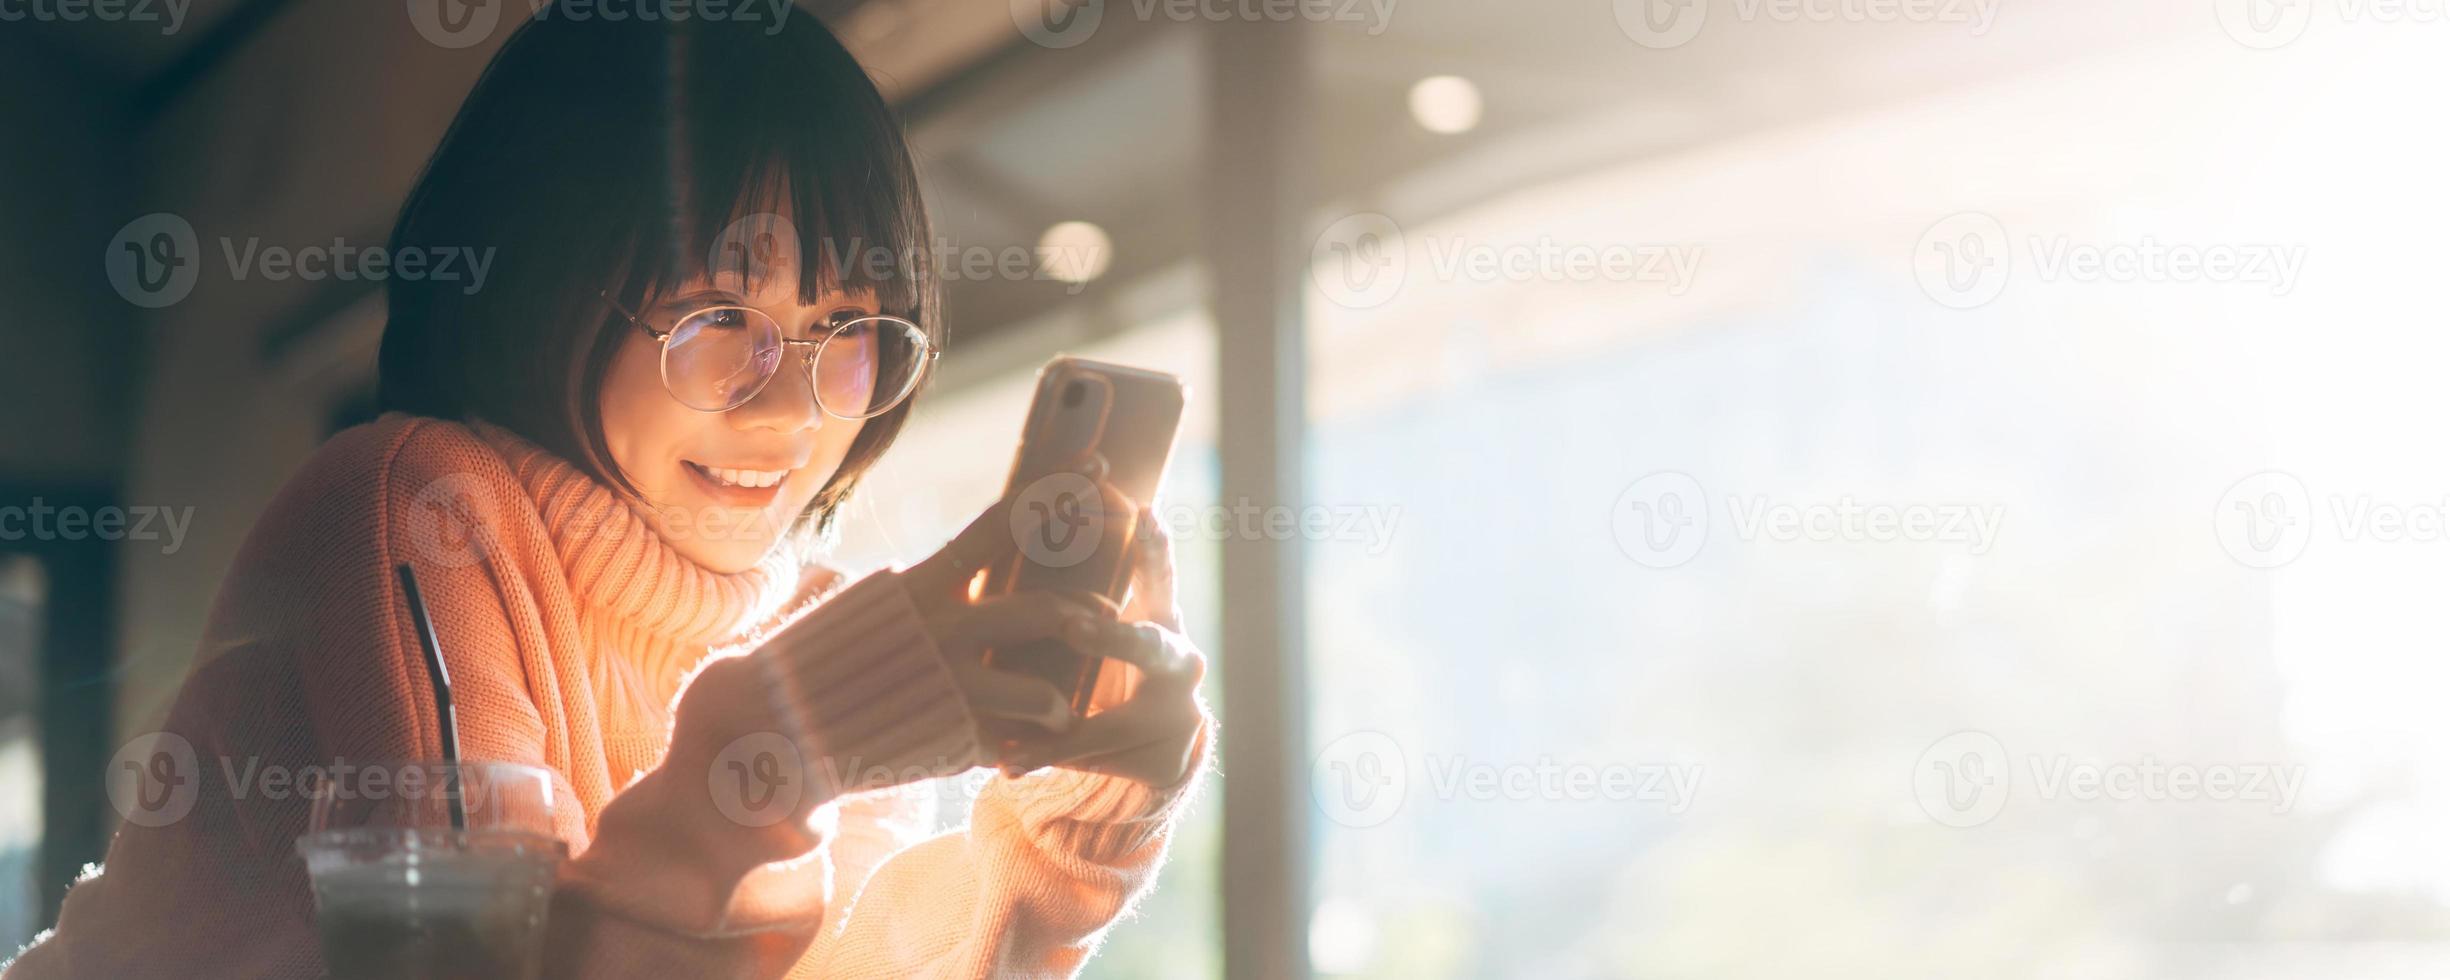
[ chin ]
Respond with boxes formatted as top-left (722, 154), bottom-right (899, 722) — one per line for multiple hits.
top-left (645, 497), bottom-right (795, 573)
top-left (674, 519), bottom-right (787, 571)
top-left (694, 543), bottom-right (775, 574)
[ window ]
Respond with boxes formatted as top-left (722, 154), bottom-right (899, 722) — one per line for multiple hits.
top-left (0, 555), bottom-right (46, 953)
top-left (1301, 27), bottom-right (2450, 979)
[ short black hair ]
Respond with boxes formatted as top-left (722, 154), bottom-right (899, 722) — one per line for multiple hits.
top-left (378, 3), bottom-right (939, 540)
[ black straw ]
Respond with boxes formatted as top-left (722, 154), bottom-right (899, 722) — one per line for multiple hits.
top-left (395, 563), bottom-right (467, 832)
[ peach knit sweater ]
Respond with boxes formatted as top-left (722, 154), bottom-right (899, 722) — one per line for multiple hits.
top-left (4, 412), bottom-right (1206, 979)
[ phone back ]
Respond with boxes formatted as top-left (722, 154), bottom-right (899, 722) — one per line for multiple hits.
top-left (983, 357), bottom-right (1187, 712)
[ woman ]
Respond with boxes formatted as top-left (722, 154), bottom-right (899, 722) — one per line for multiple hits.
top-left (6, 8), bottom-right (1210, 978)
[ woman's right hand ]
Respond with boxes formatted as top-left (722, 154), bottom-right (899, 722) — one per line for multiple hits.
top-left (899, 490), bottom-right (1109, 748)
top-left (654, 492), bottom-right (1101, 870)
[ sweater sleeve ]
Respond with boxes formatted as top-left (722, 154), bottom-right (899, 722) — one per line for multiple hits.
top-left (794, 715), bottom-right (1215, 979)
top-left (548, 570), bottom-right (984, 978)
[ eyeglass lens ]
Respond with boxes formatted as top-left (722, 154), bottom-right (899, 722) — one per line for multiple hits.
top-left (660, 307), bottom-right (924, 418)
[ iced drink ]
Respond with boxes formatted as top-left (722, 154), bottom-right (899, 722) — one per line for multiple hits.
top-left (296, 761), bottom-right (563, 980)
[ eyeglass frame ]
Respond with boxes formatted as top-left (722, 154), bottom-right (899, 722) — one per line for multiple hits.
top-left (598, 289), bottom-right (939, 420)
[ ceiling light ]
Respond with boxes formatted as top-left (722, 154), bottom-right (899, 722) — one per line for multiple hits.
top-left (1036, 220), bottom-right (1113, 285)
top-left (1409, 75), bottom-right (1483, 135)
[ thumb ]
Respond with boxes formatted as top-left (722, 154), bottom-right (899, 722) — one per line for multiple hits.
top-left (905, 490), bottom-right (1047, 603)
top-left (1128, 509), bottom-right (1182, 632)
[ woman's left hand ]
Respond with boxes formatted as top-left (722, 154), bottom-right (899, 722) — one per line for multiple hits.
top-left (999, 509), bottom-right (1209, 788)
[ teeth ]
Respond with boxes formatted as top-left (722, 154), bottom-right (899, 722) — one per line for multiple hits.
top-left (695, 464), bottom-right (788, 489)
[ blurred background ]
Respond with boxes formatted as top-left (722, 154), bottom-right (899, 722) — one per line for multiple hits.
top-left (9, 0), bottom-right (2450, 976)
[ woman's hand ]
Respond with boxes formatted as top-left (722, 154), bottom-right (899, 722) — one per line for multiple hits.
top-left (998, 511), bottom-right (1210, 788)
top-left (655, 490), bottom-right (1097, 866)
top-left (900, 489), bottom-right (1109, 742)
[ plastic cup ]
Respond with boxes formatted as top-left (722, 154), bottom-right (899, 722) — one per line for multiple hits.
top-left (295, 761), bottom-right (564, 980)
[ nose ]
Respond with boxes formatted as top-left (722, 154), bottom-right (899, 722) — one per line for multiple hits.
top-left (728, 347), bottom-right (823, 436)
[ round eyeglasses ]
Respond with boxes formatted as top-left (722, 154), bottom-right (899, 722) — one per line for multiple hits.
top-left (601, 291), bottom-right (936, 419)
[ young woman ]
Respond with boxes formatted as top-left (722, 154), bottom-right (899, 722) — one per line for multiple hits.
top-left (7, 9), bottom-right (1210, 979)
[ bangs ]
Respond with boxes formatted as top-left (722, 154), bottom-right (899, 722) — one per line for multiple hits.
top-left (615, 21), bottom-right (933, 321)
top-left (626, 158), bottom-right (927, 318)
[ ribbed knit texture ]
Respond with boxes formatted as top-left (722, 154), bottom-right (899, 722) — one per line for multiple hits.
top-left (761, 572), bottom-right (985, 800)
top-left (4, 411), bottom-right (1209, 980)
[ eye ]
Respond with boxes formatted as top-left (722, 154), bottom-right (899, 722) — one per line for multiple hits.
top-left (825, 309), bottom-right (886, 337)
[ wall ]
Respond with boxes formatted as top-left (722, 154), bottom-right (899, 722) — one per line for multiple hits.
top-left (111, 9), bottom-right (504, 742)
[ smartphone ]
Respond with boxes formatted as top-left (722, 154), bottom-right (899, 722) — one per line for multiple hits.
top-left (980, 357), bottom-right (1187, 714)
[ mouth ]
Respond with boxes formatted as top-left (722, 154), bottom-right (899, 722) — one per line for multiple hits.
top-left (682, 459), bottom-right (794, 507)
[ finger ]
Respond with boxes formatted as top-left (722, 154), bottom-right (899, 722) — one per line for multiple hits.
top-left (1003, 706), bottom-right (1202, 776)
top-left (1076, 619), bottom-right (1205, 691)
top-left (948, 660), bottom-right (1075, 734)
top-left (999, 709), bottom-right (1160, 771)
top-left (1014, 742), bottom-right (1178, 782)
top-left (904, 490), bottom-right (1047, 602)
top-left (1063, 588), bottom-right (1124, 619)
top-left (1127, 509), bottom-right (1182, 631)
top-left (935, 592), bottom-right (1100, 657)
top-left (907, 452), bottom-right (1113, 602)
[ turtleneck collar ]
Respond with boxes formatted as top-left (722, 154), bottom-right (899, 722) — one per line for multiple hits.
top-left (462, 417), bottom-right (816, 649)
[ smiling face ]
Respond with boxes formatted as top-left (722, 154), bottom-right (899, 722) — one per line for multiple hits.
top-left (376, 8), bottom-right (943, 574)
top-left (598, 247), bottom-right (876, 573)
